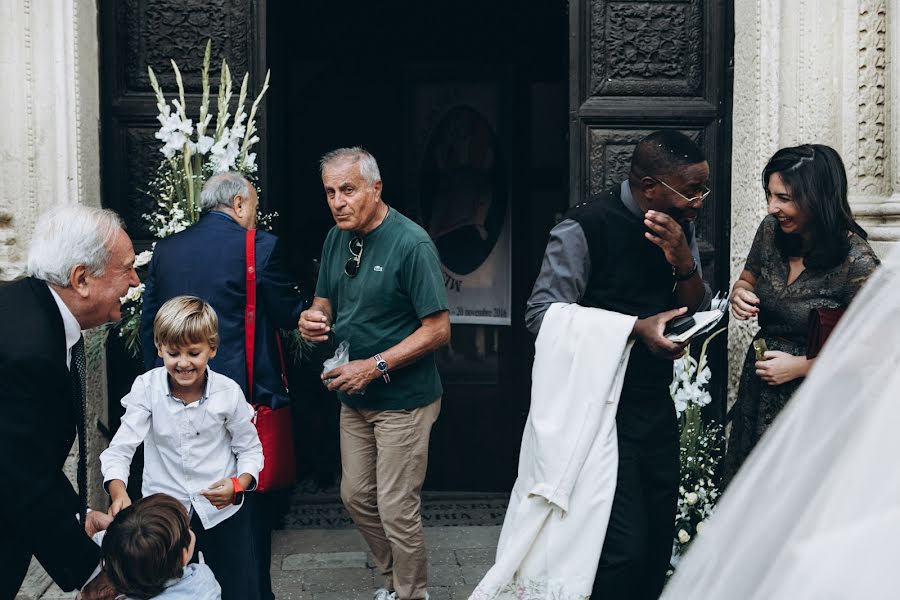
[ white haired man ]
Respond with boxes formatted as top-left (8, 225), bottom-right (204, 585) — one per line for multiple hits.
top-left (0, 205), bottom-right (139, 597)
top-left (300, 147), bottom-right (450, 600)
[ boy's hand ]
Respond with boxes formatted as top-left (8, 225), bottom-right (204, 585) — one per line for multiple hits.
top-left (106, 480), bottom-right (131, 517)
top-left (200, 479), bottom-right (235, 509)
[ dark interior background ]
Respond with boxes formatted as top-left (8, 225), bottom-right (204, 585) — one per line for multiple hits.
top-left (266, 1), bottom-right (569, 491)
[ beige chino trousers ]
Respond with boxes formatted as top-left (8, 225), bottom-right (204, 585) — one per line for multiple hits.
top-left (339, 398), bottom-right (441, 600)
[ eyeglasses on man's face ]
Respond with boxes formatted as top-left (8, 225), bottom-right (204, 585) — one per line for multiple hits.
top-left (652, 177), bottom-right (711, 205)
top-left (344, 236), bottom-right (363, 278)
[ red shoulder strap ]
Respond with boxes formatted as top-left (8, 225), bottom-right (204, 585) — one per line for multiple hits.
top-left (245, 229), bottom-right (257, 403)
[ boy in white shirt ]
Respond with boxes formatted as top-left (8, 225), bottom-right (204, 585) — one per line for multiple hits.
top-left (100, 296), bottom-right (263, 600)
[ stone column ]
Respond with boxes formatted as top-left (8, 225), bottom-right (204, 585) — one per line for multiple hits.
top-left (0, 0), bottom-right (108, 509)
top-left (728, 0), bottom-right (897, 404)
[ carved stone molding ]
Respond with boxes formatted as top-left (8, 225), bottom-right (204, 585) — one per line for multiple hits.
top-left (590, 0), bottom-right (704, 97)
top-left (121, 0), bottom-right (254, 94)
top-left (853, 0), bottom-right (887, 195)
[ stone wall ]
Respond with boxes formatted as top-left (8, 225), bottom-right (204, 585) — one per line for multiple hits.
top-left (729, 0), bottom-right (899, 404)
top-left (0, 0), bottom-right (108, 509)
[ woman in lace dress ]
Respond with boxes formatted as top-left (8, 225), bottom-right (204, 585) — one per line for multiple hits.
top-left (721, 144), bottom-right (880, 485)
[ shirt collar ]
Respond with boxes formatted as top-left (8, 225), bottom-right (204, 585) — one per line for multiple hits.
top-left (46, 284), bottom-right (82, 353)
top-left (620, 180), bottom-right (645, 220)
top-left (166, 369), bottom-right (212, 405)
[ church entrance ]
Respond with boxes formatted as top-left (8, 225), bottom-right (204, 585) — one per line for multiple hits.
top-left (99, 0), bottom-right (732, 494)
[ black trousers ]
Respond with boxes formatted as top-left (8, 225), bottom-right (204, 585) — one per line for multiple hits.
top-left (191, 500), bottom-right (259, 600)
top-left (592, 384), bottom-right (680, 600)
top-left (248, 491), bottom-right (283, 600)
top-left (0, 545), bottom-right (32, 600)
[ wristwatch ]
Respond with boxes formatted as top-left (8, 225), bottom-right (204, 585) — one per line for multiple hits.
top-left (230, 476), bottom-right (245, 505)
top-left (373, 354), bottom-right (391, 383)
top-left (673, 258), bottom-right (698, 281)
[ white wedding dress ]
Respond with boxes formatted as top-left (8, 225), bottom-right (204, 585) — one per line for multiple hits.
top-left (662, 248), bottom-right (900, 599)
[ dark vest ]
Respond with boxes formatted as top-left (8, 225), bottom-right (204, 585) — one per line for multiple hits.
top-left (565, 184), bottom-right (681, 389)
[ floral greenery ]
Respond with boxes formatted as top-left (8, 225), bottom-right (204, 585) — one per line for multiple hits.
top-left (669, 327), bottom-right (727, 565)
top-left (110, 40), bottom-right (271, 359)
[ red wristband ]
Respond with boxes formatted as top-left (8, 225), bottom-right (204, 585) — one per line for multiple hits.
top-left (230, 476), bottom-right (244, 504)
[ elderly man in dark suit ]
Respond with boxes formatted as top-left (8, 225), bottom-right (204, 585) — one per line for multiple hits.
top-left (0, 205), bottom-right (140, 597)
top-left (140, 171), bottom-right (305, 600)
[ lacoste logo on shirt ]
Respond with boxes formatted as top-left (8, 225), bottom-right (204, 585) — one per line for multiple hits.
top-left (374, 266), bottom-right (384, 272)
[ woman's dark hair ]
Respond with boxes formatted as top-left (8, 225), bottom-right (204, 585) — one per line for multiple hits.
top-left (101, 493), bottom-right (192, 599)
top-left (762, 144), bottom-right (867, 269)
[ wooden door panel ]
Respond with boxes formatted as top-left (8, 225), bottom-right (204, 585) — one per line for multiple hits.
top-left (570, 0), bottom-right (734, 417)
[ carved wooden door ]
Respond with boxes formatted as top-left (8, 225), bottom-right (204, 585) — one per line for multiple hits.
top-left (569, 0), bottom-right (734, 415)
top-left (98, 0), bottom-right (268, 433)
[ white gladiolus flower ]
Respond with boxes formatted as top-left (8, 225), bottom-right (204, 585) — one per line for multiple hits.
top-left (135, 250), bottom-right (153, 268)
top-left (196, 135), bottom-right (215, 155)
top-left (120, 283), bottom-right (145, 304)
top-left (697, 366), bottom-right (712, 385)
top-left (678, 529), bottom-right (691, 544)
top-left (243, 152), bottom-right (257, 172)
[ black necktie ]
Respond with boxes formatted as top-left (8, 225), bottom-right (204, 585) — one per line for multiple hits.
top-left (70, 335), bottom-right (88, 524)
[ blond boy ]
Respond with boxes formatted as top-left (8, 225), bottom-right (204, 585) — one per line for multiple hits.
top-left (100, 296), bottom-right (263, 600)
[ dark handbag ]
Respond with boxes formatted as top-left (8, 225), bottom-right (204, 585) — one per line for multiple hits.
top-left (805, 307), bottom-right (846, 359)
top-left (245, 229), bottom-right (296, 492)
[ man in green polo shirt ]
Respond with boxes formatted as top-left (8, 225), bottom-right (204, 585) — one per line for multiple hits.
top-left (299, 147), bottom-right (450, 600)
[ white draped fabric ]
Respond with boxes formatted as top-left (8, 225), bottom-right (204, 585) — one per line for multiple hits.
top-left (663, 249), bottom-right (900, 599)
top-left (471, 303), bottom-right (636, 600)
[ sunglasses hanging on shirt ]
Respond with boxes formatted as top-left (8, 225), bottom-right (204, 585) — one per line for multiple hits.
top-left (344, 236), bottom-right (363, 278)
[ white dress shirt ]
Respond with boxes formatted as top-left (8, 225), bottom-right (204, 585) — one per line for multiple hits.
top-left (46, 284), bottom-right (82, 368)
top-left (100, 367), bottom-right (264, 529)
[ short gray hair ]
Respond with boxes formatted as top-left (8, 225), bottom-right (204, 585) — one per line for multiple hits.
top-left (200, 172), bottom-right (252, 212)
top-left (319, 147), bottom-right (381, 185)
top-left (26, 205), bottom-right (124, 287)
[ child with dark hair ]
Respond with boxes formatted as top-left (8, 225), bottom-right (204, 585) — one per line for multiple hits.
top-left (101, 493), bottom-right (221, 599)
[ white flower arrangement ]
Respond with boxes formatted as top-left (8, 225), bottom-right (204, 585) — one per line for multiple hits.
top-left (669, 327), bottom-right (727, 567)
top-left (113, 40), bottom-right (271, 358)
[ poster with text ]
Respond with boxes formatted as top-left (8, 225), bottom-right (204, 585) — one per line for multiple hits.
top-left (416, 83), bottom-right (511, 325)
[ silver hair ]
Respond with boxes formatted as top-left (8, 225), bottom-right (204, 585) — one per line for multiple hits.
top-left (26, 205), bottom-right (124, 287)
top-left (200, 171), bottom-right (253, 212)
top-left (319, 147), bottom-right (381, 185)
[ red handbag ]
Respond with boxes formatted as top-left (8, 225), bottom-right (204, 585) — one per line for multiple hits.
top-left (805, 307), bottom-right (846, 359)
top-left (246, 229), bottom-right (296, 492)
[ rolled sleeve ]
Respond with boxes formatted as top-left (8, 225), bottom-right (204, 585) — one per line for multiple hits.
top-left (525, 219), bottom-right (592, 335)
top-left (100, 378), bottom-right (153, 489)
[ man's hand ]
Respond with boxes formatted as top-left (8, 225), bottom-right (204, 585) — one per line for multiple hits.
top-left (731, 287), bottom-right (760, 320)
top-left (322, 359), bottom-right (378, 395)
top-left (644, 210), bottom-right (693, 273)
top-left (755, 351), bottom-right (809, 385)
top-left (633, 307), bottom-right (690, 360)
top-left (84, 510), bottom-right (113, 537)
top-left (200, 479), bottom-right (235, 509)
top-left (80, 571), bottom-right (118, 600)
top-left (299, 309), bottom-right (331, 342)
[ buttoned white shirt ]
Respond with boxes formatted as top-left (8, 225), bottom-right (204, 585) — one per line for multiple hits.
top-left (100, 367), bottom-right (264, 529)
top-left (46, 284), bottom-right (81, 368)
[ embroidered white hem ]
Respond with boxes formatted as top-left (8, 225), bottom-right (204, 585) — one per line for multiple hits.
top-left (471, 303), bottom-right (636, 599)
